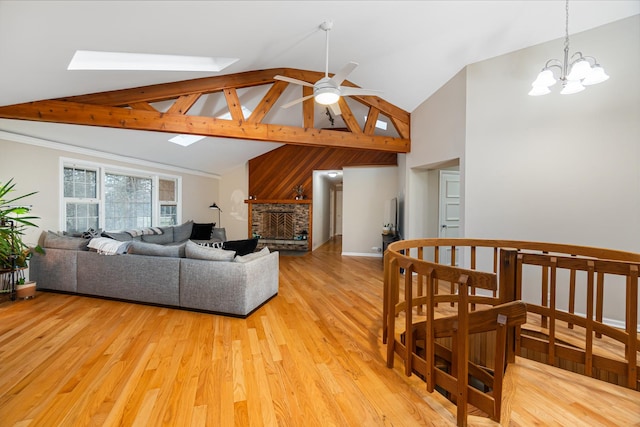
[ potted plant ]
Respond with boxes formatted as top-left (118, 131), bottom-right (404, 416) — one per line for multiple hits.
top-left (382, 224), bottom-right (391, 235)
top-left (0, 178), bottom-right (43, 299)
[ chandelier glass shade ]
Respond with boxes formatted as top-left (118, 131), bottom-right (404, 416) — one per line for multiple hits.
top-left (528, 0), bottom-right (609, 96)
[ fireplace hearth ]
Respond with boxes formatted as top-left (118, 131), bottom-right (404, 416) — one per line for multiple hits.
top-left (246, 200), bottom-right (311, 251)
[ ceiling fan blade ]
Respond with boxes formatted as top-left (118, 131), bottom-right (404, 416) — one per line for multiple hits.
top-left (340, 87), bottom-right (382, 97)
top-left (281, 94), bottom-right (315, 109)
top-left (328, 102), bottom-right (342, 116)
top-left (330, 61), bottom-right (358, 86)
top-left (274, 75), bottom-right (315, 88)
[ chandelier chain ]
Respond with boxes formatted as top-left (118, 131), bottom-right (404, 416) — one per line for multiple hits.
top-left (564, 0), bottom-right (570, 52)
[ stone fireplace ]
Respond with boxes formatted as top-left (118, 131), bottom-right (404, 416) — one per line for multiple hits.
top-left (247, 200), bottom-right (311, 251)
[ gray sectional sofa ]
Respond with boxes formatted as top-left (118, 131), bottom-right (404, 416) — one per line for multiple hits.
top-left (29, 223), bottom-right (279, 317)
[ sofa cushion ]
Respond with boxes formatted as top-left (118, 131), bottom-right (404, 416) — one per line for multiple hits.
top-left (234, 246), bottom-right (270, 263)
top-left (223, 238), bottom-right (259, 256)
top-left (128, 241), bottom-right (185, 258)
top-left (190, 223), bottom-right (214, 240)
top-left (173, 220), bottom-right (193, 242)
top-left (141, 226), bottom-right (174, 244)
top-left (43, 231), bottom-right (90, 250)
top-left (185, 240), bottom-right (235, 261)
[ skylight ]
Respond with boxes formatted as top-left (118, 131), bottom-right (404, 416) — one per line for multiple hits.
top-left (364, 115), bottom-right (388, 130)
top-left (68, 50), bottom-right (239, 72)
top-left (168, 135), bottom-right (206, 147)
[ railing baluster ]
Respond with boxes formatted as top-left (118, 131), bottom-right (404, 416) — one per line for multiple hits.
top-left (548, 257), bottom-right (557, 365)
top-left (585, 261), bottom-right (595, 376)
top-left (626, 265), bottom-right (638, 389)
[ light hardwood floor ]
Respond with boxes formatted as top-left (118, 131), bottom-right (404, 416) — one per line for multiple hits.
top-left (0, 237), bottom-right (638, 426)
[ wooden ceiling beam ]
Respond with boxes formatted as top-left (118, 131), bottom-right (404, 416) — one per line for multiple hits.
top-left (337, 97), bottom-right (362, 134)
top-left (166, 93), bottom-right (201, 115)
top-left (363, 107), bottom-right (380, 136)
top-left (246, 80), bottom-right (287, 124)
top-left (223, 88), bottom-right (244, 122)
top-left (0, 67), bottom-right (411, 152)
top-left (57, 69), bottom-right (289, 106)
top-left (0, 99), bottom-right (409, 152)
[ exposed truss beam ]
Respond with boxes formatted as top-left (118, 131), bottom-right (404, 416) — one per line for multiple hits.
top-left (0, 68), bottom-right (410, 153)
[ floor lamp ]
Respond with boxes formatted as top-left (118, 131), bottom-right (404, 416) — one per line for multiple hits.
top-left (209, 202), bottom-right (222, 227)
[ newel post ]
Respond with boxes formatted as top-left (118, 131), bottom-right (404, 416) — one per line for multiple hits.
top-left (499, 248), bottom-right (519, 363)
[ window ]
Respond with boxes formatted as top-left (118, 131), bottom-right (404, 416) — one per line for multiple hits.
top-left (159, 178), bottom-right (178, 226)
top-left (63, 166), bottom-right (99, 233)
top-left (104, 173), bottom-right (152, 230)
top-left (62, 160), bottom-right (181, 233)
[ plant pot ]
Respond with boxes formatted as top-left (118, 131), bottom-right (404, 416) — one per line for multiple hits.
top-left (16, 281), bottom-right (36, 299)
top-left (382, 228), bottom-right (390, 235)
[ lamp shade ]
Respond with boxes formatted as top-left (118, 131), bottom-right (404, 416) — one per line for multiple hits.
top-left (528, 85), bottom-right (551, 96)
top-left (531, 69), bottom-right (557, 88)
top-left (582, 65), bottom-right (609, 86)
top-left (209, 202), bottom-right (221, 210)
top-left (566, 59), bottom-right (592, 81)
top-left (560, 80), bottom-right (585, 95)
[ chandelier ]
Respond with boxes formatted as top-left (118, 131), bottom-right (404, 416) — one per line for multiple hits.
top-left (528, 0), bottom-right (609, 96)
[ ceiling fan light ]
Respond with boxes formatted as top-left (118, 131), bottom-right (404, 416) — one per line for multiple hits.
top-left (314, 87), bottom-right (340, 105)
top-left (582, 65), bottom-right (609, 86)
top-left (560, 80), bottom-right (585, 95)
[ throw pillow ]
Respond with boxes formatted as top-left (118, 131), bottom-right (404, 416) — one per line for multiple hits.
top-left (173, 220), bottom-right (194, 242)
top-left (141, 226), bottom-right (174, 244)
top-left (190, 223), bottom-right (214, 240)
top-left (234, 247), bottom-right (270, 263)
top-left (43, 231), bottom-right (90, 250)
top-left (211, 227), bottom-right (227, 242)
top-left (222, 238), bottom-right (259, 257)
top-left (185, 240), bottom-right (235, 261)
top-left (128, 241), bottom-right (183, 258)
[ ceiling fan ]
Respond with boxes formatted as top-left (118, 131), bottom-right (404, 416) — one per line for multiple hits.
top-left (274, 21), bottom-right (381, 112)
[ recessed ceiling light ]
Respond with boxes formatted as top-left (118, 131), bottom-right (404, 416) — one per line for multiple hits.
top-left (68, 50), bottom-right (239, 72)
top-left (168, 135), bottom-right (206, 147)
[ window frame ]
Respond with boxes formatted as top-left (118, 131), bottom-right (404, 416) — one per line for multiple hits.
top-left (60, 157), bottom-right (182, 232)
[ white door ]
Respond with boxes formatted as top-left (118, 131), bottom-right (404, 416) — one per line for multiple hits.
top-left (439, 170), bottom-right (460, 265)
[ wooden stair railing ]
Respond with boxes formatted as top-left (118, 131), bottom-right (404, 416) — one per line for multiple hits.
top-left (384, 250), bottom-right (523, 426)
top-left (384, 239), bottom-right (640, 426)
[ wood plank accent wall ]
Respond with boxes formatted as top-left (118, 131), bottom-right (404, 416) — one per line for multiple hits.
top-left (248, 145), bottom-right (397, 200)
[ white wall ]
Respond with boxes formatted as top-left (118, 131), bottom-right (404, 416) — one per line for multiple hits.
top-left (407, 15), bottom-right (640, 327)
top-left (464, 15), bottom-right (639, 251)
top-left (219, 163), bottom-right (249, 241)
top-left (405, 68), bottom-right (467, 240)
top-left (342, 166), bottom-right (398, 256)
top-left (312, 171), bottom-right (331, 250)
top-left (0, 135), bottom-right (219, 247)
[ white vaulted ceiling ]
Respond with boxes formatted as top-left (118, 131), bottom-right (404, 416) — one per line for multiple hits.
top-left (0, 1), bottom-right (638, 176)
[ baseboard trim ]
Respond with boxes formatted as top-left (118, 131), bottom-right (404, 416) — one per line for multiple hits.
top-left (341, 252), bottom-right (383, 258)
